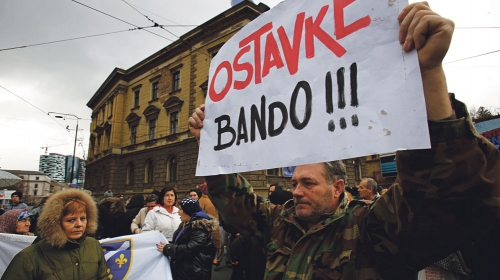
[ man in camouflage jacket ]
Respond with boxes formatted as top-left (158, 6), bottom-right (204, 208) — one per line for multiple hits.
top-left (188, 2), bottom-right (500, 279)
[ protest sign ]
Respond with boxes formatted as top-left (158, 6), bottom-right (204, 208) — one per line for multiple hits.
top-left (197, 0), bottom-right (429, 176)
top-left (0, 231), bottom-right (171, 280)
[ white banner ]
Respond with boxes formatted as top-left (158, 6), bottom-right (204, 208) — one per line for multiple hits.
top-left (0, 233), bottom-right (36, 277)
top-left (197, 0), bottom-right (429, 175)
top-left (0, 231), bottom-right (172, 280)
top-left (100, 231), bottom-right (172, 280)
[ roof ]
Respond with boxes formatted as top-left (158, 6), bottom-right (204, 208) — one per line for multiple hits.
top-left (474, 118), bottom-right (500, 134)
top-left (3, 170), bottom-right (47, 176)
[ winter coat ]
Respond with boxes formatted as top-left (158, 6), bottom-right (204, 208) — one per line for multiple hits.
top-left (163, 216), bottom-right (218, 280)
top-left (141, 205), bottom-right (181, 241)
top-left (3, 201), bottom-right (28, 212)
top-left (205, 100), bottom-right (500, 279)
top-left (1, 189), bottom-right (109, 280)
top-left (123, 194), bottom-right (144, 233)
top-left (96, 197), bottom-right (119, 239)
top-left (131, 206), bottom-right (149, 233)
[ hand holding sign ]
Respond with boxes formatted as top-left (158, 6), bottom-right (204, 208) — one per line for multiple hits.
top-left (194, 0), bottom-right (454, 176)
top-left (398, 1), bottom-right (454, 120)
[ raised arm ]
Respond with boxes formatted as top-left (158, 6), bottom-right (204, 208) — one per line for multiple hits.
top-left (398, 1), bottom-right (454, 120)
top-left (367, 3), bottom-right (500, 278)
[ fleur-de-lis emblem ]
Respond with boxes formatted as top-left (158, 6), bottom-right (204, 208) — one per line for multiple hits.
top-left (107, 268), bottom-right (113, 279)
top-left (115, 254), bottom-right (128, 268)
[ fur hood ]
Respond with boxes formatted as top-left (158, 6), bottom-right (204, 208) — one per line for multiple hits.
top-left (190, 216), bottom-right (219, 232)
top-left (38, 189), bottom-right (98, 248)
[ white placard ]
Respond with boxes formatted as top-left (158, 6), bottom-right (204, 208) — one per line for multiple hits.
top-left (197, 0), bottom-right (429, 176)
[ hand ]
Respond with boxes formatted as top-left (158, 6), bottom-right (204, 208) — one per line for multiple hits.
top-left (157, 242), bottom-right (166, 252)
top-left (398, 2), bottom-right (454, 120)
top-left (398, 2), bottom-right (454, 73)
top-left (188, 104), bottom-right (206, 145)
top-left (134, 228), bottom-right (140, 234)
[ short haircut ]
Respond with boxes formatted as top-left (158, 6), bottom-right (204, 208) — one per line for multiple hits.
top-left (269, 190), bottom-right (293, 205)
top-left (270, 183), bottom-right (283, 190)
top-left (323, 161), bottom-right (347, 185)
top-left (362, 178), bottom-right (378, 194)
top-left (159, 186), bottom-right (177, 206)
top-left (62, 199), bottom-right (87, 217)
top-left (145, 194), bottom-right (158, 203)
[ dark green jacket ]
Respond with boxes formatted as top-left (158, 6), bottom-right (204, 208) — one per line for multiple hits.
top-left (205, 100), bottom-right (500, 279)
top-left (1, 236), bottom-right (108, 280)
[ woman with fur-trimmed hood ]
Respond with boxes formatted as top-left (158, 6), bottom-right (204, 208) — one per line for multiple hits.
top-left (157, 198), bottom-right (218, 280)
top-left (1, 189), bottom-right (109, 280)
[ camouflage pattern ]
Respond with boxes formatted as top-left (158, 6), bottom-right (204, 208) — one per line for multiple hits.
top-left (205, 100), bottom-right (500, 279)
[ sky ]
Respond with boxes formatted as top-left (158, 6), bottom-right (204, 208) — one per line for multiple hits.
top-left (0, 0), bottom-right (499, 171)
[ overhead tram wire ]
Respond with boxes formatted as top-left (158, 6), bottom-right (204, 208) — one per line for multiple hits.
top-left (444, 49), bottom-right (500, 64)
top-left (0, 28), bottom-right (153, 52)
top-left (71, 0), bottom-right (173, 41)
top-left (0, 85), bottom-right (75, 136)
top-left (121, 0), bottom-right (211, 58)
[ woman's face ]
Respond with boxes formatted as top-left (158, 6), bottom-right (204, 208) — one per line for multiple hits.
top-left (179, 208), bottom-right (190, 223)
top-left (16, 218), bottom-right (31, 234)
top-left (163, 190), bottom-right (175, 207)
top-left (61, 211), bottom-right (87, 240)
top-left (189, 191), bottom-right (199, 200)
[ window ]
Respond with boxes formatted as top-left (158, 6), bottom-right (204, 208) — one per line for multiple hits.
top-left (35, 177), bottom-right (39, 180)
top-left (170, 111), bottom-right (179, 134)
top-left (127, 163), bottom-right (135, 185)
top-left (106, 131), bottom-right (111, 149)
top-left (130, 125), bottom-right (137, 145)
top-left (109, 100), bottom-right (114, 117)
top-left (151, 81), bottom-right (159, 100)
top-left (34, 184), bottom-right (38, 188)
top-left (353, 160), bottom-right (361, 181)
top-left (33, 190), bottom-right (38, 196)
top-left (134, 90), bottom-right (140, 108)
top-left (149, 119), bottom-right (156, 140)
top-left (168, 157), bottom-right (177, 181)
top-left (172, 71), bottom-right (180, 91)
top-left (267, 168), bottom-right (280, 176)
top-left (145, 160), bottom-right (154, 183)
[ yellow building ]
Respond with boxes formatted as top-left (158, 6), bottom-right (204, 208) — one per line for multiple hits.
top-left (85, 1), bottom-right (368, 197)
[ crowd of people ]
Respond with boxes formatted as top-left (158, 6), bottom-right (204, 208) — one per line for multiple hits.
top-left (0, 2), bottom-right (499, 279)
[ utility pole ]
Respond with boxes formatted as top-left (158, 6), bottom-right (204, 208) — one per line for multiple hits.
top-left (48, 112), bottom-right (81, 187)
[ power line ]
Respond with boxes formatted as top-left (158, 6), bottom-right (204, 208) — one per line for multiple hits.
top-left (445, 49), bottom-right (500, 64)
top-left (71, 0), bottom-right (173, 41)
top-left (0, 28), bottom-right (150, 52)
top-left (455, 27), bottom-right (500, 29)
top-left (128, 3), bottom-right (196, 28)
top-left (0, 85), bottom-right (75, 134)
top-left (121, 0), bottom-right (211, 58)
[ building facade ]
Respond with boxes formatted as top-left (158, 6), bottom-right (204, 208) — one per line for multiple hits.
top-left (39, 153), bottom-right (66, 182)
top-left (4, 170), bottom-right (52, 205)
top-left (85, 1), bottom-right (368, 197)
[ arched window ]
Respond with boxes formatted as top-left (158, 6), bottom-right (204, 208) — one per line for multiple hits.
top-left (127, 162), bottom-right (135, 185)
top-left (145, 160), bottom-right (154, 183)
top-left (167, 156), bottom-right (178, 182)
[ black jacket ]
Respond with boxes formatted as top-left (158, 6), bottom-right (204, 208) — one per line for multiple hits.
top-left (163, 215), bottom-right (218, 280)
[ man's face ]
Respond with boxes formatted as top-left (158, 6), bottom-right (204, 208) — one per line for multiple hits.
top-left (11, 195), bottom-right (20, 204)
top-left (291, 163), bottom-right (342, 225)
top-left (146, 201), bottom-right (156, 211)
top-left (268, 186), bottom-right (276, 196)
top-left (358, 180), bottom-right (372, 200)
